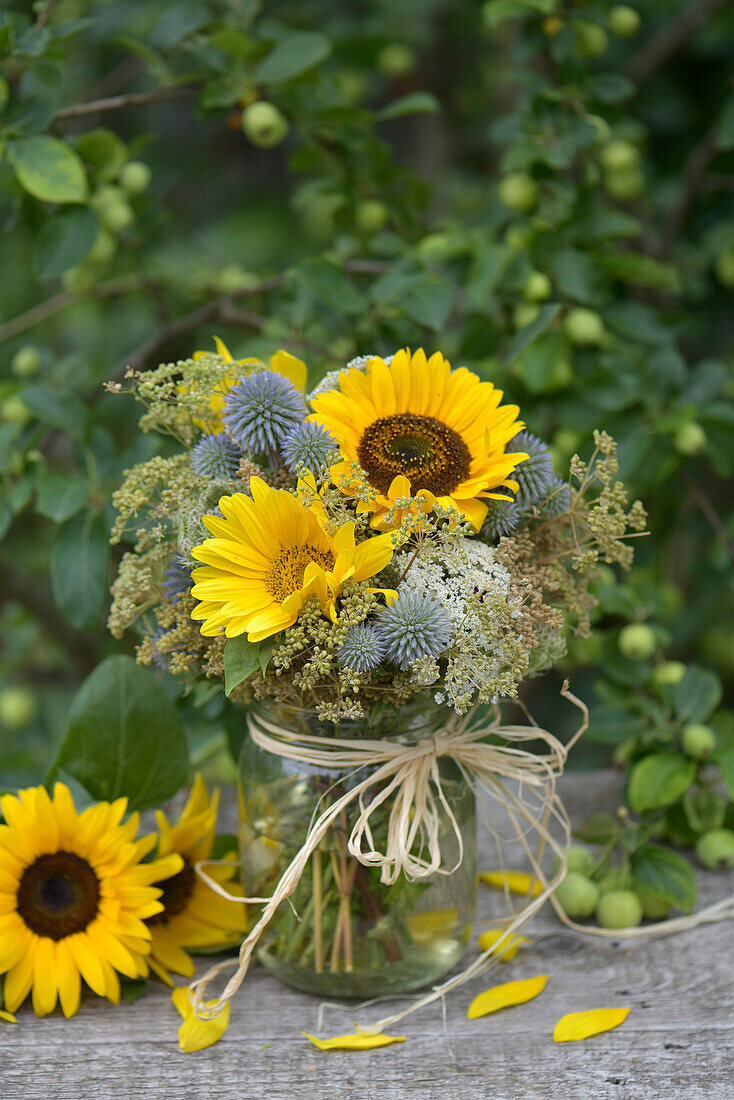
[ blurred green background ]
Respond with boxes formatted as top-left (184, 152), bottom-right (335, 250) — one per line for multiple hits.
top-left (2, 0), bottom-right (733, 787)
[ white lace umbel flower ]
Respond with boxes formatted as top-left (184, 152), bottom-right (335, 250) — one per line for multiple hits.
top-left (395, 539), bottom-right (533, 711)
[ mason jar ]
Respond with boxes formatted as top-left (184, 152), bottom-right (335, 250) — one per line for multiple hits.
top-left (238, 698), bottom-right (476, 999)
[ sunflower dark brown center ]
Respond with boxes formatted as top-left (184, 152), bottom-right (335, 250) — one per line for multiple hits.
top-left (357, 413), bottom-right (471, 496)
top-left (148, 858), bottom-right (196, 925)
top-left (17, 851), bottom-right (100, 940)
top-left (265, 545), bottom-right (335, 603)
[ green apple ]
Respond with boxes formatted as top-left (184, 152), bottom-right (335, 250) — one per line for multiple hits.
top-left (696, 829), bottom-right (734, 870)
top-left (681, 723), bottom-right (717, 760)
top-left (596, 889), bottom-right (643, 929)
top-left (555, 872), bottom-right (599, 918)
top-left (564, 307), bottom-right (606, 346)
top-left (0, 686), bottom-right (37, 729)
top-left (651, 661), bottom-right (686, 688)
top-left (376, 43), bottom-right (416, 78)
top-left (618, 623), bottom-right (656, 661)
top-left (499, 173), bottom-right (539, 213)
top-left (1, 395), bottom-right (31, 425)
top-left (600, 140), bottom-right (640, 173)
top-left (635, 888), bottom-right (671, 920)
top-left (609, 5), bottom-right (641, 36)
top-left (513, 303), bottom-right (540, 329)
top-left (11, 346), bottom-right (41, 378)
top-left (355, 199), bottom-right (389, 235)
top-left (241, 102), bottom-right (289, 149)
top-left (574, 21), bottom-right (609, 59)
top-left (119, 160), bottom-right (152, 195)
top-left (673, 422), bottom-right (706, 456)
top-left (523, 271), bottom-right (553, 302)
top-left (715, 248), bottom-right (734, 288)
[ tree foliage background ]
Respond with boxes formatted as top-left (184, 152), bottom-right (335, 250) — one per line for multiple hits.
top-left (1, 0), bottom-right (733, 793)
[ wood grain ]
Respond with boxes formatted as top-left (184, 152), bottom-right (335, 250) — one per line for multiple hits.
top-left (3, 771), bottom-right (733, 1100)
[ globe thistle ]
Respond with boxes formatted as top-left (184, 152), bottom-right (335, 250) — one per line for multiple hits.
top-left (481, 499), bottom-right (521, 541)
top-left (281, 421), bottom-right (337, 475)
top-left (223, 370), bottom-right (306, 453)
top-left (191, 432), bottom-right (241, 481)
top-left (338, 623), bottom-right (386, 674)
top-left (375, 590), bottom-right (453, 671)
top-left (507, 431), bottom-right (556, 505)
top-left (535, 477), bottom-right (571, 518)
top-left (162, 558), bottom-right (191, 602)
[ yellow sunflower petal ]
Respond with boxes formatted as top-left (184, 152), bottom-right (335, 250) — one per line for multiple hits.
top-left (302, 1031), bottom-right (407, 1051)
top-left (478, 871), bottom-right (543, 897)
top-left (173, 986), bottom-right (231, 1053)
top-left (0, 1009), bottom-right (17, 1024)
top-left (467, 976), bottom-right (548, 1020)
top-left (477, 929), bottom-right (531, 961)
top-left (553, 1008), bottom-right (631, 1042)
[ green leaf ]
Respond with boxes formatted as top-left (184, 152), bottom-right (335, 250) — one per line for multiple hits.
top-left (50, 510), bottom-right (109, 630)
top-left (590, 74), bottom-right (634, 104)
top-left (596, 252), bottom-right (680, 294)
top-left (57, 656), bottom-right (189, 811)
top-left (254, 30), bottom-right (331, 84)
top-left (73, 128), bottom-right (128, 181)
top-left (682, 787), bottom-right (726, 833)
top-left (715, 745), bottom-right (734, 801)
top-left (627, 752), bottom-right (697, 814)
top-left (8, 135), bottom-right (88, 204)
top-left (586, 705), bottom-right (648, 744)
top-left (20, 385), bottom-right (88, 437)
top-left (35, 207), bottom-right (98, 279)
top-left (400, 275), bottom-right (453, 331)
top-left (482, 0), bottom-right (553, 27)
top-left (377, 92), bottom-right (440, 121)
top-left (515, 329), bottom-right (570, 394)
top-left (553, 248), bottom-right (601, 304)
top-left (575, 812), bottom-right (619, 845)
top-left (501, 303), bottom-right (560, 366)
top-left (631, 844), bottom-right (697, 912)
top-left (120, 978), bottom-right (148, 1004)
top-left (674, 665), bottom-right (723, 723)
top-left (224, 636), bottom-right (266, 695)
top-left (35, 471), bottom-right (89, 522)
top-left (294, 257), bottom-right (365, 315)
top-left (716, 96), bottom-right (734, 151)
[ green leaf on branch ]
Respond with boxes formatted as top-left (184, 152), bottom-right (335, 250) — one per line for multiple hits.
top-left (627, 752), bottom-right (696, 814)
top-left (57, 656), bottom-right (189, 811)
top-left (715, 745), bottom-right (734, 801)
top-left (50, 510), bottom-right (109, 630)
top-left (73, 128), bottom-right (128, 182)
top-left (35, 471), bottom-right (89, 523)
top-left (254, 30), bottom-right (331, 83)
top-left (224, 635), bottom-right (275, 695)
top-left (294, 258), bottom-right (365, 315)
top-left (378, 92), bottom-right (440, 121)
top-left (586, 705), bottom-right (647, 744)
top-left (674, 665), bottom-right (723, 723)
top-left (20, 385), bottom-right (89, 437)
top-left (596, 252), bottom-right (680, 294)
top-left (8, 135), bottom-right (88, 204)
top-left (35, 206), bottom-right (98, 279)
top-left (631, 844), bottom-right (697, 912)
top-left (501, 303), bottom-right (560, 366)
top-left (400, 275), bottom-right (453, 331)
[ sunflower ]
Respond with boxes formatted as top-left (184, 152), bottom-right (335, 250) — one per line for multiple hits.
top-left (309, 347), bottom-right (528, 531)
top-left (146, 775), bottom-right (246, 985)
top-left (0, 783), bottom-right (182, 1018)
top-left (190, 476), bottom-right (395, 641)
top-left (191, 337), bottom-right (308, 430)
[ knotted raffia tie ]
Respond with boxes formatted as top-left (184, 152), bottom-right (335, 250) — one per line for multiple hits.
top-left (188, 683), bottom-right (734, 1034)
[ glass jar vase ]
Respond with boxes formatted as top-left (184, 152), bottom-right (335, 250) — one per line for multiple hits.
top-left (238, 698), bottom-right (476, 999)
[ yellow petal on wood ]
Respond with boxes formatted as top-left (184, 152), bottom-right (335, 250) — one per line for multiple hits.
top-left (553, 1008), bottom-right (630, 1042)
top-left (478, 871), bottom-right (543, 897)
top-left (467, 975), bottom-right (548, 1020)
top-left (172, 985), bottom-right (231, 1053)
top-left (301, 1031), bottom-right (407, 1051)
top-left (477, 929), bottom-right (530, 961)
top-left (406, 908), bottom-right (458, 944)
top-left (0, 1009), bottom-right (18, 1024)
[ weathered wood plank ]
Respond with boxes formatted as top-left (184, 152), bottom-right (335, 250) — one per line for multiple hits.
top-left (2, 771), bottom-right (733, 1100)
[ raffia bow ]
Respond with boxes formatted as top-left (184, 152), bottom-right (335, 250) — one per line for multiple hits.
top-left (188, 683), bottom-right (588, 1025)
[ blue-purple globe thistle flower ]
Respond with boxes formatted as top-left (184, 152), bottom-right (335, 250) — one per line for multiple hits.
top-left (223, 370), bottom-right (306, 454)
top-left (162, 558), bottom-right (192, 602)
top-left (338, 623), bottom-right (386, 675)
top-left (281, 421), bottom-right (337, 475)
top-left (191, 432), bottom-right (241, 481)
top-left (481, 499), bottom-right (521, 541)
top-left (507, 431), bottom-right (556, 506)
top-left (375, 591), bottom-right (452, 670)
top-left (535, 477), bottom-right (571, 518)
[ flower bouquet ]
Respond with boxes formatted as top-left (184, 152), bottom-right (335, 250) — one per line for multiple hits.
top-left (108, 342), bottom-right (646, 1018)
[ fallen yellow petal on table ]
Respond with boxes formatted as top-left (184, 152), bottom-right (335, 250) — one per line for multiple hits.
top-left (172, 985), bottom-right (231, 1052)
top-left (0, 1009), bottom-right (18, 1024)
top-left (302, 1031), bottom-right (407, 1051)
top-left (467, 975), bottom-right (548, 1020)
top-left (478, 871), bottom-right (543, 897)
top-left (477, 929), bottom-right (530, 960)
top-left (553, 1008), bottom-right (630, 1042)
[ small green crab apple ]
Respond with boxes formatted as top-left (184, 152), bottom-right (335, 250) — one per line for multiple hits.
top-left (618, 623), bottom-right (657, 661)
top-left (11, 346), bottom-right (41, 377)
top-left (596, 889), bottom-right (643, 929)
top-left (242, 102), bottom-right (289, 148)
top-left (120, 160), bottom-right (151, 195)
top-left (609, 5), bottom-right (641, 36)
top-left (554, 872), bottom-right (599, 919)
top-left (564, 307), bottom-right (606, 346)
top-left (696, 829), bottom-right (734, 870)
top-left (681, 723), bottom-right (717, 760)
top-left (523, 271), bottom-right (553, 302)
top-left (499, 173), bottom-right (539, 213)
top-left (673, 422), bottom-right (707, 456)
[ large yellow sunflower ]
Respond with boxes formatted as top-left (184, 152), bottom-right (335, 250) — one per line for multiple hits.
top-left (0, 783), bottom-right (182, 1018)
top-left (190, 476), bottom-right (395, 641)
top-left (191, 337), bottom-right (308, 429)
top-left (146, 775), bottom-right (246, 985)
top-left (309, 347), bottom-right (527, 531)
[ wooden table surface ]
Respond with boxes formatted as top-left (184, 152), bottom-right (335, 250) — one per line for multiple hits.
top-left (4, 770), bottom-right (733, 1100)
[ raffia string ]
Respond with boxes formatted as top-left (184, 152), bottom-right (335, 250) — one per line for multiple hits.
top-left (189, 683), bottom-right (734, 1032)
